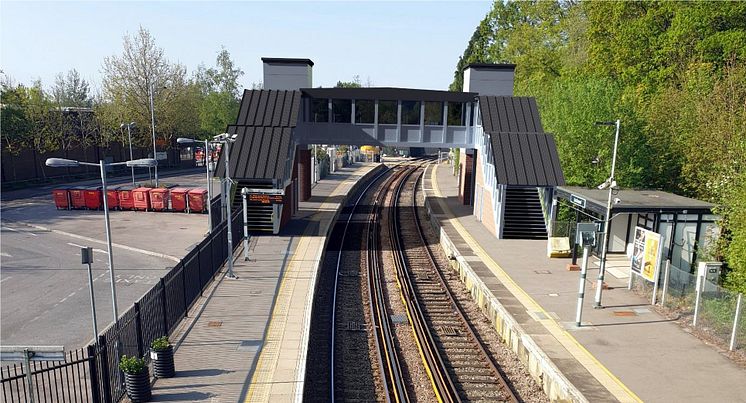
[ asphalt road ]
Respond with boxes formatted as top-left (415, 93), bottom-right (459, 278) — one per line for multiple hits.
top-left (1, 171), bottom-right (216, 350)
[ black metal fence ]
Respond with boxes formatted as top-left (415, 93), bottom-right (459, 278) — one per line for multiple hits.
top-left (1, 209), bottom-right (243, 402)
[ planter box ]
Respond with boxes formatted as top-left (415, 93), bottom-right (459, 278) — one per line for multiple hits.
top-left (124, 367), bottom-right (151, 402)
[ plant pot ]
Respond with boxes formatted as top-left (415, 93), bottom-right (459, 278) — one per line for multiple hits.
top-left (150, 345), bottom-right (175, 378)
top-left (124, 368), bottom-right (151, 402)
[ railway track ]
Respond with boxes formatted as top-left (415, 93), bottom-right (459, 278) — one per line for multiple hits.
top-left (387, 164), bottom-right (519, 402)
top-left (315, 158), bottom-right (521, 402)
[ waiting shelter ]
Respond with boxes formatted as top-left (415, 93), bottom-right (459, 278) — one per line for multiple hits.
top-left (552, 186), bottom-right (719, 273)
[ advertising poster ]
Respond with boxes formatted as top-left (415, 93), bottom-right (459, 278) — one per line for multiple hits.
top-left (630, 226), bottom-right (662, 282)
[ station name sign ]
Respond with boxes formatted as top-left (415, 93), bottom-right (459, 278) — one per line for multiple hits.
top-left (570, 194), bottom-right (586, 208)
top-left (244, 188), bottom-right (284, 205)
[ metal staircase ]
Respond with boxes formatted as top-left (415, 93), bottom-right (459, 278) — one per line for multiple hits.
top-left (502, 187), bottom-right (547, 239)
top-left (232, 181), bottom-right (275, 232)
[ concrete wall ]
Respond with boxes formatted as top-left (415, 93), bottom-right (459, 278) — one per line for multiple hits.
top-left (423, 193), bottom-right (587, 403)
top-left (463, 66), bottom-right (514, 96)
top-left (474, 152), bottom-right (498, 237)
top-left (263, 62), bottom-right (312, 90)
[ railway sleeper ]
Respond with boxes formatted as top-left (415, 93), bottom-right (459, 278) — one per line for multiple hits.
top-left (447, 367), bottom-right (494, 377)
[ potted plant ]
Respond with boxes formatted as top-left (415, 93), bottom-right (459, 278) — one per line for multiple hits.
top-left (150, 336), bottom-right (175, 378)
top-left (119, 355), bottom-right (151, 402)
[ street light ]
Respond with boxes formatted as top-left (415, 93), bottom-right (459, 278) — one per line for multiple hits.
top-left (148, 82), bottom-right (163, 187)
top-left (593, 119), bottom-right (621, 309)
top-left (45, 157), bottom-right (158, 325)
top-left (213, 133), bottom-right (238, 279)
top-left (120, 122), bottom-right (136, 186)
top-left (177, 137), bottom-right (214, 233)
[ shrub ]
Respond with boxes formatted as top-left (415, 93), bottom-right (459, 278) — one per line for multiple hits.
top-left (119, 355), bottom-right (146, 375)
top-left (150, 336), bottom-right (170, 351)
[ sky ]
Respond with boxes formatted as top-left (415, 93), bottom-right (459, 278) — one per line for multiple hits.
top-left (1, 1), bottom-right (492, 95)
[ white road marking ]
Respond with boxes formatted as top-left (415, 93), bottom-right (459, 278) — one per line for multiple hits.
top-left (0, 252), bottom-right (12, 258)
top-left (21, 223), bottom-right (179, 262)
top-left (3, 226), bottom-right (37, 236)
top-left (0, 276), bottom-right (12, 283)
top-left (66, 242), bottom-right (108, 254)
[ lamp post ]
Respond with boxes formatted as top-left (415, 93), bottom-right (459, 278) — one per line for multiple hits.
top-left (148, 82), bottom-right (160, 187)
top-left (215, 133), bottom-right (238, 279)
top-left (45, 157), bottom-right (158, 324)
top-left (241, 187), bottom-right (250, 261)
top-left (120, 122), bottom-right (136, 186)
top-left (177, 137), bottom-right (214, 233)
top-left (593, 119), bottom-right (621, 309)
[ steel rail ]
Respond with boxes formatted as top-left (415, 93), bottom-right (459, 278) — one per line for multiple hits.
top-left (330, 165), bottom-right (392, 402)
top-left (410, 168), bottom-right (520, 403)
top-left (388, 164), bottom-right (459, 402)
top-left (367, 167), bottom-right (412, 403)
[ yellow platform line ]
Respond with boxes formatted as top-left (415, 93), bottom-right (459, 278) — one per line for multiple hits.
top-left (245, 173), bottom-right (364, 403)
top-left (431, 164), bottom-right (642, 403)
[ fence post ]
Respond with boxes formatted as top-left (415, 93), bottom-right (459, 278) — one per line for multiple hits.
top-left (730, 293), bottom-right (743, 351)
top-left (181, 265), bottom-right (188, 318)
top-left (160, 278), bottom-right (169, 336)
top-left (133, 302), bottom-right (144, 358)
top-left (86, 344), bottom-right (102, 403)
top-left (97, 335), bottom-right (112, 403)
top-left (660, 260), bottom-right (671, 306)
top-left (693, 273), bottom-right (704, 327)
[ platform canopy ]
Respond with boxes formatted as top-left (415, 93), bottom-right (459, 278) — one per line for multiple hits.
top-left (556, 186), bottom-right (715, 217)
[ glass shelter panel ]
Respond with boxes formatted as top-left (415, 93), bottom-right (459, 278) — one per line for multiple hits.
top-left (401, 101), bottom-right (421, 125)
top-left (332, 99), bottom-right (352, 123)
top-left (311, 98), bottom-right (328, 123)
top-left (378, 100), bottom-right (397, 124)
top-left (448, 102), bottom-right (466, 126)
top-left (424, 101), bottom-right (443, 125)
top-left (356, 100), bottom-right (375, 124)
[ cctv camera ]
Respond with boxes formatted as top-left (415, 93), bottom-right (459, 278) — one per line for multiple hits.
top-left (614, 197), bottom-right (622, 204)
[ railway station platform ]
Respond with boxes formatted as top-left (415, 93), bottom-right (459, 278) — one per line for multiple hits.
top-left (148, 162), bottom-right (380, 402)
top-left (423, 162), bottom-right (746, 403)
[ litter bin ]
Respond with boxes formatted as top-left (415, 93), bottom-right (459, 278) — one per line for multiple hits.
top-left (170, 187), bottom-right (191, 213)
top-left (149, 188), bottom-right (170, 211)
top-left (84, 187), bottom-right (103, 210)
top-left (118, 186), bottom-right (135, 210)
top-left (70, 187), bottom-right (87, 209)
top-left (106, 187), bottom-right (120, 210)
top-left (52, 189), bottom-right (70, 210)
top-left (132, 187), bottom-right (152, 211)
top-left (187, 188), bottom-right (208, 213)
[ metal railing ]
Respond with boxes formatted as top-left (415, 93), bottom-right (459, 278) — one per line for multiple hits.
top-left (1, 210), bottom-right (243, 402)
top-left (630, 261), bottom-right (744, 353)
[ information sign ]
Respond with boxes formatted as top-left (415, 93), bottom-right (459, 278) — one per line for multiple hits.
top-left (630, 226), bottom-right (662, 282)
top-left (247, 193), bottom-right (284, 205)
top-left (570, 194), bottom-right (586, 208)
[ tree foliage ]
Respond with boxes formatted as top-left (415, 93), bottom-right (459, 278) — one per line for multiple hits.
top-left (101, 26), bottom-right (197, 149)
top-left (452, 0), bottom-right (746, 289)
top-left (193, 47), bottom-right (244, 137)
top-left (52, 69), bottom-right (91, 107)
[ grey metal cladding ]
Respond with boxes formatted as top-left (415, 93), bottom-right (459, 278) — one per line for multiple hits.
top-left (480, 95), bottom-right (563, 186)
top-left (214, 89), bottom-right (301, 180)
top-left (488, 132), bottom-right (566, 186)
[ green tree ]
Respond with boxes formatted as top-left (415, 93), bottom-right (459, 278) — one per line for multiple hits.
top-left (193, 47), bottom-right (244, 136)
top-left (52, 69), bottom-right (91, 107)
top-left (335, 75), bottom-right (362, 88)
top-left (1, 82), bottom-right (31, 154)
top-left (101, 26), bottom-right (198, 149)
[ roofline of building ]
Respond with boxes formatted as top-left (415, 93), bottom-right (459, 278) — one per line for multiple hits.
top-left (300, 87), bottom-right (478, 102)
top-left (261, 57), bottom-right (314, 66)
top-left (465, 63), bottom-right (516, 70)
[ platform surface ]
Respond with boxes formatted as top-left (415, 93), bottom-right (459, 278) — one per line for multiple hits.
top-left (149, 163), bottom-right (379, 402)
top-left (425, 162), bottom-right (746, 403)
